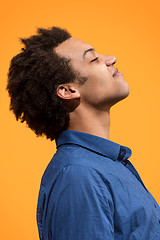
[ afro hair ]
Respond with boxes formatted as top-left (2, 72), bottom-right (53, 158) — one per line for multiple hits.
top-left (6, 26), bottom-right (87, 141)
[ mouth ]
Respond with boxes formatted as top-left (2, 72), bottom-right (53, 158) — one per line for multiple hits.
top-left (112, 68), bottom-right (118, 77)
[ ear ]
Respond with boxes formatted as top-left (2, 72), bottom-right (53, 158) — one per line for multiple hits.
top-left (57, 84), bottom-right (80, 100)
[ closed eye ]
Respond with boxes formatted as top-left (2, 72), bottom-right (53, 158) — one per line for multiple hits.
top-left (90, 57), bottom-right (99, 63)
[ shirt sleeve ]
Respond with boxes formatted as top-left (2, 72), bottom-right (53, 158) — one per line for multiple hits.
top-left (48, 165), bottom-right (114, 240)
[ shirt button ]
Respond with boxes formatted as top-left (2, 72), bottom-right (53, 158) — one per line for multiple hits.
top-left (154, 203), bottom-right (157, 208)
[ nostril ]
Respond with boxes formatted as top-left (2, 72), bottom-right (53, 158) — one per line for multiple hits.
top-left (105, 61), bottom-right (113, 67)
top-left (105, 58), bottom-right (117, 67)
top-left (112, 60), bottom-right (116, 66)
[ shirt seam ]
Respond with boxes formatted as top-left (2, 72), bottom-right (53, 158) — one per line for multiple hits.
top-left (51, 163), bottom-right (114, 209)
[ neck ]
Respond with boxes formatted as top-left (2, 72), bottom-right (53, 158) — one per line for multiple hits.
top-left (67, 105), bottom-right (111, 140)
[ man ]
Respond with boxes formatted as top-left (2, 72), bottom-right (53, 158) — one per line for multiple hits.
top-left (7, 27), bottom-right (160, 240)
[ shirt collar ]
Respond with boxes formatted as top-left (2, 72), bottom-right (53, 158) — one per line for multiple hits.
top-left (56, 130), bottom-right (132, 161)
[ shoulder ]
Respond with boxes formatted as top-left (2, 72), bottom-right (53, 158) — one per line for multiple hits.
top-left (52, 164), bottom-right (101, 186)
top-left (41, 144), bottom-right (123, 191)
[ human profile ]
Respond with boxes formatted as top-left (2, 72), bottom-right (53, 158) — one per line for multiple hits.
top-left (6, 26), bottom-right (160, 240)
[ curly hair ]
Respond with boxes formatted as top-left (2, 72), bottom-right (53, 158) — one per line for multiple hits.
top-left (6, 26), bottom-right (87, 141)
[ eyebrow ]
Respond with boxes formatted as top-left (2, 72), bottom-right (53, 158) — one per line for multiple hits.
top-left (83, 48), bottom-right (95, 59)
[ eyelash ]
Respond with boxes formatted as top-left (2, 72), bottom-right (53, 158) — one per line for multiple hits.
top-left (90, 57), bottom-right (99, 63)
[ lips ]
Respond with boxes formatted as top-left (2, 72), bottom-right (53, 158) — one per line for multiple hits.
top-left (112, 68), bottom-right (118, 77)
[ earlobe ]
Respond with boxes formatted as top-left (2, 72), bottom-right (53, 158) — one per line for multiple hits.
top-left (57, 84), bottom-right (80, 100)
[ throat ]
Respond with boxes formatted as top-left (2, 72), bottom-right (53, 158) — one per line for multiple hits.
top-left (67, 107), bottom-right (110, 140)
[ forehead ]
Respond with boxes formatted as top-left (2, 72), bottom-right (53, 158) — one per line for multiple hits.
top-left (54, 37), bottom-right (93, 59)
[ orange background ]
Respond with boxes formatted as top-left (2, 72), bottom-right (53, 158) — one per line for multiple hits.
top-left (1, 0), bottom-right (160, 239)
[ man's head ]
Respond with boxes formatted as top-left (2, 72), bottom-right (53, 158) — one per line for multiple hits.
top-left (55, 37), bottom-right (129, 110)
top-left (6, 26), bottom-right (129, 141)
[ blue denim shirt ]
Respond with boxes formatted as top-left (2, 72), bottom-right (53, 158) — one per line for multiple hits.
top-left (37, 130), bottom-right (160, 240)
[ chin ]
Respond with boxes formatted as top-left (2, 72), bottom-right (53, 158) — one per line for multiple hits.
top-left (114, 74), bottom-right (130, 97)
top-left (118, 79), bottom-right (130, 98)
top-left (108, 86), bottom-right (130, 108)
top-left (122, 84), bottom-right (130, 98)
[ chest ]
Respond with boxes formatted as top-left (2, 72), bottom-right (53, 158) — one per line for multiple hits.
top-left (109, 164), bottom-right (160, 239)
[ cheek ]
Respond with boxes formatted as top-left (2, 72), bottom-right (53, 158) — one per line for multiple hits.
top-left (84, 66), bottom-right (113, 92)
top-left (81, 76), bottom-right (115, 104)
top-left (89, 71), bottom-right (113, 91)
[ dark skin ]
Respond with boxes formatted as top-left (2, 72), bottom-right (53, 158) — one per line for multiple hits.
top-left (55, 37), bottom-right (130, 140)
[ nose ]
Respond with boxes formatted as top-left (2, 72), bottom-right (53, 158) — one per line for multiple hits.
top-left (104, 55), bottom-right (117, 66)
